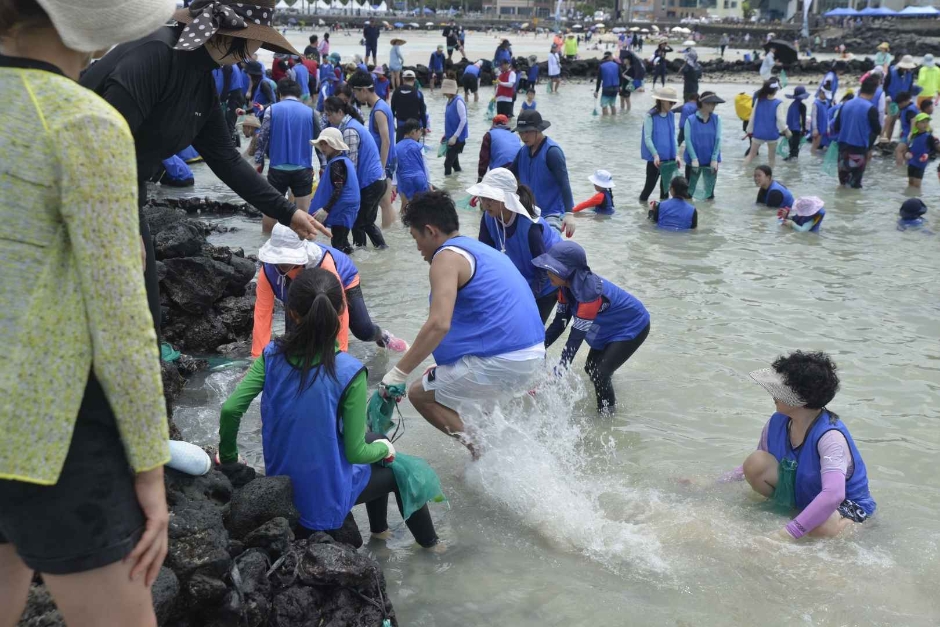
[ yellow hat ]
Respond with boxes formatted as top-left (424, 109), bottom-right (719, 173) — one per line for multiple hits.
top-left (877, 42), bottom-right (890, 51)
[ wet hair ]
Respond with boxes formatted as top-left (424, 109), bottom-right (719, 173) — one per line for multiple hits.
top-left (920, 98), bottom-right (934, 113)
top-left (0, 0), bottom-right (51, 36)
top-left (401, 190), bottom-right (459, 234)
top-left (277, 78), bottom-right (302, 98)
top-left (895, 91), bottom-right (912, 106)
top-left (516, 184), bottom-right (541, 219)
top-left (772, 351), bottom-right (840, 410)
top-left (860, 74), bottom-right (880, 95)
top-left (756, 79), bottom-right (779, 101)
top-left (276, 268), bottom-right (346, 393)
top-left (754, 164), bottom-right (773, 179)
top-left (324, 95), bottom-right (364, 124)
top-left (401, 118), bottom-right (423, 136)
top-left (670, 176), bottom-right (691, 200)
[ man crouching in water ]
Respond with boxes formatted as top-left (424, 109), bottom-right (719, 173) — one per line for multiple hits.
top-left (382, 191), bottom-right (546, 458)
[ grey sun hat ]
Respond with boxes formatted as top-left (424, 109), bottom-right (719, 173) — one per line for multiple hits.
top-left (36, 0), bottom-right (177, 53)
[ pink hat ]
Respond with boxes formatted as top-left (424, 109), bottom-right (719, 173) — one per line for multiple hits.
top-left (793, 196), bottom-right (824, 217)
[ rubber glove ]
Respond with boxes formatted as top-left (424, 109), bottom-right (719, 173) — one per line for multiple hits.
top-left (691, 159), bottom-right (700, 168)
top-left (382, 366), bottom-right (409, 388)
top-left (375, 438), bottom-right (396, 463)
top-left (448, 136), bottom-right (457, 146)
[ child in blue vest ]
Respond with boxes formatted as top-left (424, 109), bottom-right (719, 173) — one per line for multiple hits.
top-left (572, 169), bottom-right (615, 215)
top-left (394, 119), bottom-right (431, 210)
top-left (736, 351), bottom-right (876, 540)
top-left (521, 88), bottom-right (537, 111)
top-left (309, 128), bottom-right (361, 253)
top-left (648, 176), bottom-right (697, 230)
top-left (783, 85), bottom-right (810, 160)
top-left (811, 89), bottom-right (831, 152)
top-left (904, 113), bottom-right (937, 189)
top-left (778, 196), bottom-right (825, 232)
top-left (533, 241), bottom-right (651, 413)
top-left (220, 268), bottom-right (440, 549)
top-left (897, 198), bottom-right (929, 231)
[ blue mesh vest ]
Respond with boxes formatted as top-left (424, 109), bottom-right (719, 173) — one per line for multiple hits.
top-left (900, 102), bottom-right (919, 141)
top-left (786, 100), bottom-right (804, 132)
top-left (752, 98), bottom-right (781, 141)
top-left (563, 279), bottom-right (650, 349)
top-left (310, 155), bottom-right (360, 228)
top-left (310, 242), bottom-right (358, 287)
top-left (657, 198), bottom-right (696, 230)
top-left (445, 95), bottom-right (469, 143)
top-left (394, 138), bottom-right (428, 196)
top-left (765, 410), bottom-right (876, 517)
top-left (678, 102), bottom-right (697, 136)
top-left (640, 110), bottom-right (677, 161)
top-left (887, 66), bottom-right (913, 100)
top-left (268, 99), bottom-right (315, 169)
top-left (292, 63), bottom-right (310, 98)
top-left (369, 99), bottom-right (397, 167)
top-left (341, 117), bottom-right (384, 187)
top-left (837, 97), bottom-right (874, 148)
top-left (594, 189), bottom-right (615, 215)
top-left (260, 345), bottom-right (371, 530)
top-left (599, 61), bottom-right (620, 91)
top-left (488, 127), bottom-right (522, 170)
top-left (483, 215), bottom-right (561, 298)
top-left (431, 236), bottom-right (545, 366)
top-left (764, 181), bottom-right (794, 209)
top-left (684, 113), bottom-right (722, 163)
top-left (517, 137), bottom-right (567, 217)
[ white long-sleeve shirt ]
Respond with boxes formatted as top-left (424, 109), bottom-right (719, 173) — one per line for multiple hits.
top-left (496, 70), bottom-right (517, 102)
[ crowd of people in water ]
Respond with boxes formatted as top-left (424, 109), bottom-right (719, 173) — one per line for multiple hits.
top-left (0, 0), bottom-right (915, 623)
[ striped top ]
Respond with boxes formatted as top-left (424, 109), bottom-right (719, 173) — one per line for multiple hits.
top-left (0, 58), bottom-right (169, 485)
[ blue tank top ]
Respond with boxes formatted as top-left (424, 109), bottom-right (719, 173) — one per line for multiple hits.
top-left (640, 110), bottom-right (677, 161)
top-left (310, 155), bottom-right (361, 228)
top-left (268, 99), bottom-right (315, 169)
top-left (260, 345), bottom-right (371, 530)
top-left (752, 98), bottom-right (781, 141)
top-left (813, 100), bottom-right (830, 134)
top-left (786, 100), bottom-right (804, 132)
top-left (657, 198), bottom-right (696, 230)
top-left (254, 77), bottom-right (278, 107)
top-left (792, 208), bottom-right (825, 232)
top-left (516, 137), bottom-right (566, 218)
top-left (445, 95), bottom-right (469, 142)
top-left (488, 127), bottom-right (521, 170)
top-left (908, 132), bottom-right (931, 168)
top-left (431, 236), bottom-right (545, 366)
top-left (463, 64), bottom-right (481, 78)
top-left (900, 102), bottom-right (919, 141)
top-left (564, 279), bottom-right (650, 349)
top-left (765, 410), bottom-right (876, 516)
top-left (292, 63), bottom-right (310, 98)
top-left (837, 97), bottom-right (875, 148)
top-left (684, 113), bottom-right (721, 164)
top-left (369, 99), bottom-right (397, 168)
top-left (483, 214), bottom-right (561, 298)
top-left (887, 66), bottom-right (913, 100)
top-left (764, 180), bottom-right (794, 209)
top-left (599, 61), bottom-right (620, 90)
top-left (341, 117), bottom-right (384, 187)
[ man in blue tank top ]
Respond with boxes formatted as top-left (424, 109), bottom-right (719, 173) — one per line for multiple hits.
top-left (833, 74), bottom-right (882, 189)
top-left (349, 70), bottom-right (398, 229)
top-left (382, 191), bottom-right (546, 458)
top-left (254, 78), bottom-right (321, 233)
top-left (594, 51), bottom-right (621, 116)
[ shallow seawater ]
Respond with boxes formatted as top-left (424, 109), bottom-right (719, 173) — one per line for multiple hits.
top-left (169, 33), bottom-right (940, 625)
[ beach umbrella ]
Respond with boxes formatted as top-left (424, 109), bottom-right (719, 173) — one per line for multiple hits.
top-left (521, 22), bottom-right (529, 28)
top-left (764, 40), bottom-right (798, 66)
top-left (425, 21), bottom-right (434, 26)
top-left (382, 20), bottom-right (391, 27)
top-left (595, 23), bottom-right (605, 28)
top-left (408, 22), bottom-right (420, 28)
top-left (671, 26), bottom-right (683, 32)
top-left (612, 27), bottom-right (626, 33)
top-left (899, 5), bottom-right (939, 16)
top-left (651, 25), bottom-right (659, 31)
top-left (628, 26), bottom-right (638, 31)
top-left (393, 21), bottom-right (404, 28)
top-left (640, 28), bottom-right (649, 33)
top-left (572, 23), bottom-right (583, 29)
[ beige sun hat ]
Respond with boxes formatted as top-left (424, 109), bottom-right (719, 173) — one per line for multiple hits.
top-left (466, 168), bottom-right (537, 221)
top-left (441, 78), bottom-right (459, 95)
top-left (33, 0), bottom-right (177, 53)
top-left (238, 115), bottom-right (261, 129)
top-left (897, 55), bottom-right (917, 70)
top-left (311, 127), bottom-right (349, 152)
top-left (749, 368), bottom-right (805, 407)
top-left (653, 86), bottom-right (679, 103)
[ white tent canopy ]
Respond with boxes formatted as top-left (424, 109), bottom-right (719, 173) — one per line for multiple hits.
top-left (372, 1), bottom-right (388, 12)
top-left (316, 1), bottom-right (330, 10)
top-left (330, 0), bottom-right (345, 9)
top-left (274, 0), bottom-right (291, 9)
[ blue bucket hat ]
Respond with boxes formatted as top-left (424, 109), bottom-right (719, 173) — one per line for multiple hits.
top-left (899, 198), bottom-right (927, 220)
top-left (531, 241), bottom-right (602, 303)
top-left (786, 85), bottom-right (810, 100)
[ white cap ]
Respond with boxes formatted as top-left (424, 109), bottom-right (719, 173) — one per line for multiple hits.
top-left (36, 0), bottom-right (177, 53)
top-left (465, 168), bottom-right (537, 221)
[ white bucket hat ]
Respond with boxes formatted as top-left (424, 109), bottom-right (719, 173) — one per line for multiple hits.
top-left (793, 196), bottom-right (824, 217)
top-left (258, 224), bottom-right (322, 266)
top-left (36, 0), bottom-right (178, 53)
top-left (310, 127), bottom-right (349, 152)
top-left (465, 168), bottom-right (537, 221)
top-left (897, 55), bottom-right (917, 70)
top-left (588, 169), bottom-right (615, 189)
top-left (749, 368), bottom-right (805, 407)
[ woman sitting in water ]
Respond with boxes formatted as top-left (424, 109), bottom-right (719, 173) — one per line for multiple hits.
top-left (472, 168), bottom-right (562, 323)
top-left (648, 176), bottom-right (697, 230)
top-left (220, 268), bottom-right (440, 549)
top-left (534, 241), bottom-right (650, 414)
top-left (739, 351), bottom-right (876, 540)
top-left (753, 165), bottom-right (794, 209)
top-left (778, 196), bottom-right (825, 233)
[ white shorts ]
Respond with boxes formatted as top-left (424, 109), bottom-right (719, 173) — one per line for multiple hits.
top-left (422, 347), bottom-right (545, 413)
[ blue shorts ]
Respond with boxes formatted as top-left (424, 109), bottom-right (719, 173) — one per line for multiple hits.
top-left (600, 94), bottom-right (617, 107)
top-left (633, 79), bottom-right (644, 90)
top-left (365, 41), bottom-right (377, 57)
top-left (398, 176), bottom-right (429, 200)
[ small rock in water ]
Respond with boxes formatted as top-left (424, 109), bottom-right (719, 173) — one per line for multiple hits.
top-left (227, 476), bottom-right (300, 539)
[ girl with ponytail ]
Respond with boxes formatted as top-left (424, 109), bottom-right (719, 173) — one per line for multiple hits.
top-left (219, 268), bottom-right (439, 548)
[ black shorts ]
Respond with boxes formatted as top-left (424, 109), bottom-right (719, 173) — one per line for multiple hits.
top-left (907, 164), bottom-right (926, 180)
top-left (496, 100), bottom-right (514, 118)
top-left (0, 374), bottom-right (144, 574)
top-left (461, 73), bottom-right (478, 93)
top-left (268, 167), bottom-right (314, 197)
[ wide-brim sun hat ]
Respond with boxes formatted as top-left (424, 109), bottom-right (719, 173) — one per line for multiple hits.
top-left (466, 168), bottom-right (535, 222)
top-left (653, 86), bottom-right (679, 103)
top-left (238, 115), bottom-right (261, 129)
top-left (441, 79), bottom-right (459, 95)
top-left (311, 127), bottom-right (350, 152)
top-left (699, 92), bottom-right (725, 104)
top-left (258, 224), bottom-right (310, 266)
top-left (173, 0), bottom-right (301, 56)
top-left (35, 0), bottom-right (177, 53)
top-left (390, 38), bottom-right (407, 45)
top-left (793, 196), bottom-right (824, 217)
top-left (877, 42), bottom-right (890, 51)
top-left (786, 86), bottom-right (809, 100)
top-left (749, 368), bottom-right (805, 407)
top-left (513, 109), bottom-right (551, 132)
top-left (899, 198), bottom-right (927, 220)
top-left (589, 169), bottom-right (615, 189)
top-left (897, 55), bottom-right (917, 70)
top-left (531, 241), bottom-right (603, 303)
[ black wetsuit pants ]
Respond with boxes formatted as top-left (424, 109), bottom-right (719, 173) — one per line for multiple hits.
top-left (639, 161), bottom-right (670, 201)
top-left (353, 179), bottom-right (387, 248)
top-left (585, 322), bottom-right (650, 412)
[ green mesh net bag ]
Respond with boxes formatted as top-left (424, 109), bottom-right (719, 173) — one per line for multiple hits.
top-left (689, 167), bottom-right (717, 201)
top-left (485, 99), bottom-right (496, 121)
top-left (778, 69), bottom-right (789, 88)
top-left (772, 458), bottom-right (798, 510)
top-left (822, 141), bottom-right (839, 177)
top-left (659, 160), bottom-right (679, 197)
top-left (367, 383), bottom-right (406, 436)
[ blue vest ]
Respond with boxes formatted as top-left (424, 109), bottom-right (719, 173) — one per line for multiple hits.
top-left (786, 100), bottom-right (804, 132)
top-left (254, 77), bottom-right (277, 107)
top-left (641, 110), bottom-right (677, 162)
top-left (445, 95), bottom-right (469, 142)
top-left (463, 64), bottom-right (481, 78)
top-left (429, 51), bottom-right (445, 72)
top-left (517, 137), bottom-right (567, 218)
top-left (494, 47), bottom-right (512, 65)
top-left (908, 132), bottom-right (931, 168)
top-left (316, 81), bottom-right (335, 112)
top-left (369, 99), bottom-right (397, 167)
top-left (310, 155), bottom-right (360, 228)
top-left (268, 99), bottom-right (315, 169)
top-left (161, 155), bottom-right (194, 184)
top-left (394, 138), bottom-right (429, 198)
top-left (563, 279), bottom-right (650, 349)
top-left (599, 61), bottom-right (620, 90)
top-left (764, 180), bottom-right (794, 209)
top-left (374, 77), bottom-right (390, 100)
top-left (341, 117), bottom-right (384, 187)
top-left (262, 263), bottom-right (292, 303)
top-left (887, 66), bottom-right (913, 100)
top-left (239, 65), bottom-right (252, 93)
top-left (527, 65), bottom-right (539, 84)
top-left (792, 208), bottom-right (825, 232)
top-left (837, 97), bottom-right (874, 148)
top-left (765, 410), bottom-right (876, 517)
top-left (685, 113), bottom-right (721, 164)
top-left (595, 189), bottom-right (615, 215)
top-left (488, 127), bottom-right (521, 170)
top-left (213, 67), bottom-right (226, 96)
top-left (899, 102), bottom-right (919, 141)
top-left (319, 62), bottom-right (334, 82)
top-left (312, 242), bottom-right (358, 287)
top-left (292, 63), bottom-right (311, 98)
top-left (752, 98), bottom-right (781, 141)
top-left (483, 214), bottom-right (561, 298)
top-left (678, 102), bottom-right (697, 136)
top-left (813, 100), bottom-right (830, 136)
top-left (260, 345), bottom-right (371, 530)
top-left (521, 101), bottom-right (537, 110)
top-left (657, 198), bottom-right (696, 230)
top-left (431, 236), bottom-right (545, 366)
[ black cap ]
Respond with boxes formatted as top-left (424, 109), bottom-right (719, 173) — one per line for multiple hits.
top-left (245, 61), bottom-right (264, 76)
top-left (348, 69), bottom-right (375, 89)
top-left (513, 109), bottom-right (551, 132)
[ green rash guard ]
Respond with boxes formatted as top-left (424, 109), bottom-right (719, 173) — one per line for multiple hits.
top-left (218, 348), bottom-right (391, 465)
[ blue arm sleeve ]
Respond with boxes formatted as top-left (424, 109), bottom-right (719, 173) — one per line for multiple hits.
top-left (712, 116), bottom-right (723, 162)
top-left (643, 114), bottom-right (658, 158)
top-left (545, 146), bottom-right (574, 212)
top-left (684, 118), bottom-right (697, 162)
top-left (544, 303), bottom-right (570, 348)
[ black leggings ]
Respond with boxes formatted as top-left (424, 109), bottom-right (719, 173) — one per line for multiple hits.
top-left (788, 132), bottom-right (802, 158)
top-left (444, 141), bottom-right (465, 175)
top-left (536, 291), bottom-right (557, 324)
top-left (639, 161), bottom-right (670, 201)
top-left (345, 285), bottom-right (382, 344)
top-left (353, 178), bottom-right (387, 249)
top-left (585, 322), bottom-right (650, 411)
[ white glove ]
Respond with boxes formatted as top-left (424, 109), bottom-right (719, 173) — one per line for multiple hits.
top-left (313, 208), bottom-right (328, 223)
top-left (376, 438), bottom-right (396, 463)
top-left (382, 366), bottom-right (409, 387)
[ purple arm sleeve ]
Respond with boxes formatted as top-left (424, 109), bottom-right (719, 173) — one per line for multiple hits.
top-left (719, 420), bottom-right (770, 483)
top-left (785, 431), bottom-right (849, 538)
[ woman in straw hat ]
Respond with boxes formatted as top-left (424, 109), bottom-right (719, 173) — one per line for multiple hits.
top-left (639, 87), bottom-right (682, 202)
top-left (0, 0), bottom-right (178, 622)
top-left (81, 0), bottom-right (330, 341)
top-left (731, 351), bottom-right (875, 541)
top-left (389, 37), bottom-right (405, 91)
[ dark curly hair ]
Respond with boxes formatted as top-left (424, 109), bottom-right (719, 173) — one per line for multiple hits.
top-left (772, 351), bottom-right (840, 410)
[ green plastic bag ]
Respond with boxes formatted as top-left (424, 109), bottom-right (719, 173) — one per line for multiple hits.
top-left (367, 383), bottom-right (406, 436)
top-left (659, 160), bottom-right (679, 197)
top-left (689, 167), bottom-right (717, 201)
top-left (485, 99), bottom-right (496, 121)
top-left (772, 458), bottom-right (798, 509)
top-left (822, 141), bottom-right (839, 177)
top-left (385, 453), bottom-right (446, 520)
top-left (161, 342), bottom-right (180, 362)
top-left (436, 141), bottom-right (447, 158)
top-left (545, 82), bottom-right (552, 94)
top-left (778, 69), bottom-right (788, 89)
top-left (776, 138), bottom-right (791, 158)
top-left (454, 195), bottom-right (475, 211)
top-left (888, 101), bottom-right (899, 117)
